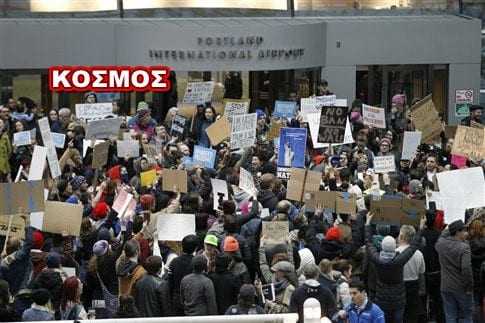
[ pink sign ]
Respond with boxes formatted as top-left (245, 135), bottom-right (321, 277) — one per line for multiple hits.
top-left (451, 154), bottom-right (467, 169)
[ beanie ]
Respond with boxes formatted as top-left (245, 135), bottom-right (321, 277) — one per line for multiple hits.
top-left (392, 94), bottom-right (406, 106)
top-left (32, 230), bottom-right (44, 250)
top-left (93, 240), bottom-right (109, 257)
top-left (137, 101), bottom-right (149, 111)
top-left (92, 202), bottom-right (109, 220)
top-left (408, 179), bottom-right (423, 195)
top-left (70, 176), bottom-right (86, 191)
top-left (106, 165), bottom-right (121, 182)
top-left (381, 236), bottom-right (396, 252)
top-left (325, 227), bottom-right (341, 241)
top-left (298, 248), bottom-right (315, 270)
top-left (204, 234), bottom-right (218, 247)
top-left (223, 236), bottom-right (240, 252)
top-left (140, 194), bottom-right (155, 210)
top-left (46, 252), bottom-right (61, 269)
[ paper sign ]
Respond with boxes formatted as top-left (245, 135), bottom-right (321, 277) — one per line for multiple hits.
top-left (451, 125), bottom-right (485, 162)
top-left (305, 191), bottom-right (336, 210)
top-left (318, 106), bottom-right (349, 143)
top-left (441, 196), bottom-right (467, 223)
top-left (300, 97), bottom-right (318, 122)
top-left (75, 103), bottom-right (113, 120)
top-left (315, 95), bottom-right (338, 106)
top-left (277, 128), bottom-right (307, 179)
top-left (157, 213), bottom-right (195, 241)
top-left (82, 139), bottom-right (104, 158)
top-left (28, 145), bottom-right (47, 181)
top-left (230, 113), bottom-right (257, 150)
top-left (162, 169), bottom-right (188, 193)
top-left (51, 133), bottom-right (66, 148)
top-left (117, 140), bottom-right (140, 159)
top-left (143, 144), bottom-right (158, 162)
top-left (267, 120), bottom-right (284, 141)
top-left (373, 155), bottom-right (396, 173)
top-left (206, 116), bottom-right (231, 146)
top-left (409, 95), bottom-right (443, 144)
top-left (171, 115), bottom-right (187, 136)
top-left (436, 167), bottom-right (485, 209)
top-left (286, 168), bottom-right (321, 202)
top-left (38, 117), bottom-right (61, 178)
top-left (455, 89), bottom-right (474, 104)
top-left (183, 81), bottom-right (214, 105)
top-left (0, 181), bottom-right (45, 215)
top-left (224, 99), bottom-right (250, 123)
top-left (274, 101), bottom-right (297, 118)
top-left (141, 169), bottom-right (157, 188)
top-left (0, 215), bottom-right (25, 239)
top-left (426, 191), bottom-right (444, 211)
top-left (401, 131), bottom-right (422, 160)
top-left (112, 189), bottom-right (134, 217)
top-left (262, 221), bottom-right (289, 245)
top-left (211, 179), bottom-right (229, 211)
top-left (239, 167), bottom-right (257, 197)
top-left (336, 192), bottom-right (357, 215)
top-left (92, 141), bottom-right (110, 169)
top-left (362, 104), bottom-right (386, 129)
top-left (13, 131), bottom-right (31, 146)
top-left (42, 201), bottom-right (83, 236)
top-left (193, 145), bottom-right (216, 169)
top-left (451, 154), bottom-right (467, 169)
top-left (86, 117), bottom-right (122, 139)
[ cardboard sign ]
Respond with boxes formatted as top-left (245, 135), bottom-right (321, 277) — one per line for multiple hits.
top-left (409, 95), bottom-right (443, 144)
top-left (0, 181), bottom-right (45, 215)
top-left (211, 179), bottom-right (229, 211)
top-left (362, 104), bottom-right (386, 129)
top-left (75, 103), bottom-right (113, 120)
top-left (262, 221), bottom-right (289, 245)
top-left (304, 191), bottom-right (336, 210)
top-left (171, 115), bottom-right (187, 136)
top-left (86, 117), bottom-right (122, 139)
top-left (141, 169), bottom-right (157, 188)
top-left (277, 128), bottom-right (307, 179)
top-left (177, 103), bottom-right (197, 119)
top-left (162, 169), bottom-right (188, 193)
top-left (157, 213), bottom-right (195, 241)
top-left (117, 140), bottom-right (140, 159)
top-left (373, 155), bottom-right (396, 173)
top-left (0, 215), bottom-right (25, 239)
top-left (230, 113), bottom-right (257, 150)
top-left (13, 131), bottom-right (31, 146)
top-left (371, 196), bottom-right (423, 226)
top-left (451, 125), bottom-right (485, 162)
top-left (223, 99), bottom-right (250, 123)
top-left (38, 117), bottom-right (61, 178)
top-left (92, 141), bottom-right (110, 169)
top-left (206, 115), bottom-right (231, 146)
top-left (183, 81), bottom-right (214, 105)
top-left (318, 106), bottom-right (349, 143)
top-left (42, 201), bottom-right (83, 236)
top-left (401, 131), bottom-right (422, 160)
top-left (143, 144), bottom-right (158, 162)
top-left (274, 101), bottom-right (297, 119)
top-left (267, 120), bottom-right (284, 141)
top-left (239, 167), bottom-right (257, 197)
top-left (28, 145), bottom-right (47, 181)
top-left (436, 167), bottom-right (485, 210)
top-left (336, 192), bottom-right (357, 215)
top-left (286, 168), bottom-right (321, 202)
top-left (51, 133), bottom-right (66, 149)
top-left (193, 145), bottom-right (216, 169)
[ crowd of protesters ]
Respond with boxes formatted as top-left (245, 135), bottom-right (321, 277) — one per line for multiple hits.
top-left (0, 81), bottom-right (484, 323)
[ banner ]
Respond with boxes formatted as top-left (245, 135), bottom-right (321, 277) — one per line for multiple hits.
top-left (451, 125), bottom-right (485, 162)
top-left (277, 128), bottom-right (307, 179)
top-left (117, 140), bottom-right (140, 159)
top-left (373, 155), bottom-right (396, 173)
top-left (75, 103), bottom-right (113, 120)
top-left (409, 95), bottom-right (443, 144)
top-left (182, 81), bottom-right (214, 105)
top-left (230, 113), bottom-right (257, 150)
top-left (401, 131), bottom-right (422, 160)
top-left (239, 167), bottom-right (257, 197)
top-left (262, 221), bottom-right (289, 245)
top-left (13, 131), bottom-right (31, 146)
top-left (42, 201), bottom-right (83, 236)
top-left (211, 179), bottom-right (229, 211)
top-left (0, 181), bottom-right (45, 215)
top-left (318, 106), bottom-right (349, 143)
top-left (223, 99), bottom-right (250, 123)
top-left (162, 169), bottom-right (188, 193)
top-left (206, 116), bottom-right (231, 146)
top-left (157, 213), bottom-right (196, 241)
top-left (28, 145), bottom-right (47, 181)
top-left (171, 115), bottom-right (187, 136)
top-left (38, 117), bottom-right (61, 178)
top-left (362, 104), bottom-right (386, 129)
top-left (193, 145), bottom-right (217, 169)
top-left (51, 133), bottom-right (66, 148)
top-left (92, 141), bottom-right (110, 169)
top-left (274, 101), bottom-right (297, 119)
top-left (86, 117), bottom-right (123, 139)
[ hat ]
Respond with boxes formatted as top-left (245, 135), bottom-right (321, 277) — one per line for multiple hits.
top-left (298, 248), bottom-right (315, 270)
top-left (271, 260), bottom-right (295, 273)
top-left (70, 176), bottom-right (86, 191)
top-left (381, 236), bottom-right (396, 252)
top-left (392, 94), bottom-right (406, 106)
top-left (223, 236), bottom-right (240, 252)
top-left (92, 202), bottom-right (109, 220)
top-left (448, 219), bottom-right (466, 235)
top-left (204, 234), bottom-right (218, 247)
top-left (239, 284), bottom-right (257, 299)
top-left (469, 105), bottom-right (483, 112)
top-left (32, 231), bottom-right (44, 250)
top-left (137, 101), bottom-right (149, 111)
top-left (107, 165), bottom-right (121, 182)
top-left (140, 194), bottom-right (155, 210)
top-left (379, 138), bottom-right (392, 147)
top-left (66, 195), bottom-right (79, 204)
top-left (93, 240), bottom-right (109, 257)
top-left (325, 227), bottom-right (341, 241)
top-left (255, 109), bottom-right (266, 119)
top-left (46, 252), bottom-right (61, 269)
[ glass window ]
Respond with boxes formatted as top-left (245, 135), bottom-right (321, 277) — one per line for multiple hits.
top-left (295, 0), bottom-right (450, 10)
top-left (30, 0), bottom-right (118, 12)
top-left (123, 0), bottom-right (287, 10)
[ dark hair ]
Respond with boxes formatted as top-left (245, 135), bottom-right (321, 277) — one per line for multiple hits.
top-left (18, 97), bottom-right (35, 110)
top-left (132, 215), bottom-right (144, 234)
top-left (60, 277), bottom-right (80, 311)
top-left (203, 106), bottom-right (217, 121)
top-left (124, 239), bottom-right (140, 258)
top-left (0, 280), bottom-right (10, 306)
top-left (349, 279), bottom-right (366, 292)
top-left (32, 289), bottom-right (51, 306)
top-left (182, 234), bottom-right (199, 254)
top-left (192, 255), bottom-right (208, 273)
top-left (334, 259), bottom-right (352, 275)
top-left (144, 256), bottom-right (163, 275)
top-left (223, 215), bottom-right (239, 234)
top-left (222, 200), bottom-right (236, 215)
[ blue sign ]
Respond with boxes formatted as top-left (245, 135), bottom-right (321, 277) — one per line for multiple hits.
top-left (274, 101), bottom-right (297, 118)
top-left (193, 145), bottom-right (217, 169)
top-left (277, 128), bottom-right (307, 169)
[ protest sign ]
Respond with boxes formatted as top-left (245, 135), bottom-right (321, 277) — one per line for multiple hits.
top-left (261, 284), bottom-right (276, 303)
top-left (277, 128), bottom-right (307, 179)
top-left (239, 167), bottom-right (257, 197)
top-left (28, 145), bottom-right (47, 181)
top-left (230, 113), bottom-right (257, 150)
top-left (51, 133), bottom-right (66, 148)
top-left (92, 141), bottom-right (110, 169)
top-left (211, 179), bottom-right (229, 211)
top-left (171, 115), bottom-right (187, 136)
top-left (38, 117), bottom-right (61, 178)
top-left (315, 95), bottom-right (338, 106)
top-left (267, 119), bottom-right (284, 141)
top-left (451, 154), bottom-right (467, 169)
top-left (112, 189), bottom-right (134, 217)
top-left (362, 104), bottom-right (386, 129)
top-left (177, 103), bottom-right (197, 119)
top-left (409, 95), bottom-right (443, 144)
top-left (401, 198), bottom-right (425, 226)
top-left (183, 81), bottom-right (214, 105)
top-left (286, 168), bottom-right (321, 202)
top-left (0, 181), bottom-right (44, 215)
top-left (308, 114), bottom-right (353, 149)
top-left (262, 221), bottom-right (289, 245)
top-left (193, 145), bottom-right (216, 169)
top-left (371, 196), bottom-right (423, 226)
top-left (318, 106), bottom-right (348, 143)
top-left (42, 201), bottom-right (83, 236)
top-left (401, 131), bottom-right (422, 160)
top-left (86, 117), bottom-right (122, 139)
top-left (274, 101), bottom-right (297, 119)
top-left (13, 131), bottom-right (31, 146)
top-left (206, 116), bottom-right (231, 146)
top-left (117, 140), bottom-right (140, 159)
top-left (336, 192), bottom-right (357, 215)
top-left (441, 196), bottom-right (467, 223)
top-left (162, 169), bottom-right (188, 193)
top-left (82, 139), bottom-right (104, 158)
top-left (436, 167), bottom-right (485, 210)
top-left (451, 125), bottom-right (485, 162)
top-left (305, 191), bottom-right (336, 210)
top-left (75, 103), bottom-right (113, 120)
top-left (0, 215), bottom-right (25, 239)
top-left (141, 169), bottom-right (157, 188)
top-left (300, 97), bottom-right (318, 122)
top-left (373, 155), bottom-right (396, 173)
top-left (157, 213), bottom-right (195, 241)
top-left (223, 99), bottom-right (250, 123)
top-left (426, 190), bottom-right (444, 211)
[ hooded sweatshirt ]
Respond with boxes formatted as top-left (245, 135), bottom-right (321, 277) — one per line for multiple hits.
top-left (289, 279), bottom-right (337, 322)
top-left (115, 254), bottom-right (146, 297)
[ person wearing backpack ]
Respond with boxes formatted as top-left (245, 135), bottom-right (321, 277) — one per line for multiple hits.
top-left (60, 277), bottom-right (87, 320)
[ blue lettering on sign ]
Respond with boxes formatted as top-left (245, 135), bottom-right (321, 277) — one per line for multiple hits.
top-left (341, 192), bottom-right (350, 202)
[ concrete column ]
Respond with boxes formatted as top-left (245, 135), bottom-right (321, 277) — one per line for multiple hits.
top-left (448, 63), bottom-right (481, 125)
top-left (321, 65), bottom-right (356, 105)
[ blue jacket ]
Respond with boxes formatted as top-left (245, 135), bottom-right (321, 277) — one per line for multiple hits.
top-left (346, 301), bottom-right (385, 323)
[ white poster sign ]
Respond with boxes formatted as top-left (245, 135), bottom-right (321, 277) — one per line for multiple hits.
top-left (28, 145), bottom-right (47, 181)
top-left (436, 167), bottom-right (485, 210)
top-left (230, 113), bottom-right (257, 150)
top-left (51, 133), bottom-right (66, 149)
top-left (38, 117), bottom-right (61, 178)
top-left (117, 140), bottom-right (140, 158)
top-left (13, 131), bottom-right (31, 146)
top-left (239, 167), bottom-right (257, 197)
top-left (363, 104), bottom-right (386, 129)
top-left (373, 155), bottom-right (396, 173)
top-left (86, 117), bottom-right (122, 139)
top-left (156, 213), bottom-right (196, 241)
top-left (211, 179), bottom-right (229, 211)
top-left (182, 81), bottom-right (215, 105)
top-left (75, 103), bottom-right (113, 120)
top-left (224, 100), bottom-right (250, 123)
top-left (401, 131), bottom-right (422, 160)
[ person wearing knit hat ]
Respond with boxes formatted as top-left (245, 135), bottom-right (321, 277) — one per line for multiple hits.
top-left (70, 176), bottom-right (86, 192)
top-left (378, 137), bottom-right (392, 155)
top-left (223, 236), bottom-right (251, 284)
top-left (128, 101), bottom-right (156, 140)
top-left (296, 248), bottom-right (315, 279)
top-left (93, 240), bottom-right (109, 257)
top-left (92, 201), bottom-right (109, 221)
top-left (106, 165), bottom-right (121, 182)
top-left (140, 194), bottom-right (155, 211)
top-left (223, 236), bottom-right (240, 252)
top-left (325, 227), bottom-right (341, 242)
top-left (201, 234), bottom-right (220, 273)
top-left (46, 252), bottom-right (61, 269)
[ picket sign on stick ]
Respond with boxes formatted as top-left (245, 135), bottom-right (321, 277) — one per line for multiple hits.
top-left (1, 208), bottom-right (24, 256)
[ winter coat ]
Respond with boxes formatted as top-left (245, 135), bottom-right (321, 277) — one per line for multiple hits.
top-left (167, 253), bottom-right (193, 315)
top-left (345, 300), bottom-right (385, 323)
top-left (30, 268), bottom-right (65, 312)
top-left (115, 255), bottom-right (146, 297)
top-left (209, 270), bottom-right (241, 315)
top-left (21, 305), bottom-right (54, 321)
top-left (289, 279), bottom-right (337, 323)
top-left (319, 239), bottom-right (352, 262)
top-left (133, 273), bottom-right (172, 317)
top-left (196, 120), bottom-right (213, 148)
top-left (318, 273), bottom-right (337, 297)
top-left (258, 190), bottom-right (278, 212)
top-left (470, 237), bottom-right (485, 296)
top-left (180, 273), bottom-right (217, 316)
top-left (0, 131), bottom-right (11, 175)
top-left (225, 304), bottom-right (265, 315)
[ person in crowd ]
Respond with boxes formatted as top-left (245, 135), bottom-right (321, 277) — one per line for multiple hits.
top-left (0, 118), bottom-right (12, 182)
top-left (0, 279), bottom-right (19, 322)
top-left (60, 277), bottom-right (87, 320)
top-left (208, 253), bottom-right (241, 315)
top-left (226, 284), bottom-right (264, 315)
top-left (128, 102), bottom-right (157, 140)
top-left (468, 218), bottom-right (485, 318)
top-left (21, 289), bottom-right (54, 321)
top-left (461, 105), bottom-right (483, 126)
top-left (116, 239), bottom-right (146, 297)
top-left (114, 295), bottom-right (139, 319)
top-left (195, 106), bottom-right (216, 148)
top-left (335, 280), bottom-right (385, 323)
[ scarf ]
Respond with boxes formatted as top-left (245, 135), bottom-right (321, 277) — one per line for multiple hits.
top-left (273, 279), bottom-right (289, 295)
top-left (379, 250), bottom-right (396, 262)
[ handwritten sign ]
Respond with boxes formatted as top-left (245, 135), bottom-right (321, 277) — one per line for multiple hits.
top-left (162, 169), bottom-right (188, 193)
top-left (42, 201), bottom-right (83, 236)
top-left (51, 133), bottom-right (66, 148)
top-left (0, 181), bottom-right (45, 215)
top-left (183, 81), bottom-right (214, 105)
top-left (223, 99), bottom-right (250, 123)
top-left (230, 113), bottom-right (257, 150)
top-left (373, 155), bottom-right (396, 174)
top-left (38, 117), bottom-right (61, 178)
top-left (92, 141), bottom-right (110, 169)
top-left (451, 125), bottom-right (485, 162)
top-left (211, 179), bottom-right (229, 211)
top-left (274, 101), bottom-right (297, 119)
top-left (371, 197), bottom-right (424, 226)
top-left (401, 131), bottom-right (422, 160)
top-left (157, 213), bottom-right (195, 241)
top-left (86, 117), bottom-right (122, 139)
top-left (262, 221), bottom-right (289, 245)
top-left (75, 103), bottom-right (113, 120)
top-left (239, 167), bottom-right (257, 197)
top-left (436, 167), bottom-right (485, 210)
top-left (362, 104), bottom-right (386, 129)
top-left (193, 145), bottom-right (217, 169)
top-left (28, 145), bottom-right (47, 181)
top-left (409, 95), bottom-right (443, 144)
top-left (112, 189), bottom-right (135, 217)
top-left (318, 106), bottom-right (348, 143)
top-left (171, 115), bottom-right (187, 136)
top-left (206, 116), bottom-right (231, 146)
top-left (13, 131), bottom-right (31, 146)
top-left (286, 168), bottom-right (321, 202)
top-left (117, 140), bottom-right (140, 159)
top-left (0, 215), bottom-right (25, 239)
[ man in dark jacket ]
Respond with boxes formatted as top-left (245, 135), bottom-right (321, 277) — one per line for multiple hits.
top-left (435, 220), bottom-right (473, 323)
top-left (209, 254), bottom-right (241, 314)
top-left (289, 264), bottom-right (337, 323)
top-left (258, 174), bottom-right (279, 212)
top-left (133, 256), bottom-right (171, 317)
top-left (180, 255), bottom-right (217, 316)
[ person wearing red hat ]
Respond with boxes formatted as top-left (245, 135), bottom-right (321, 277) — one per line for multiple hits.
top-left (30, 230), bottom-right (48, 279)
top-left (92, 202), bottom-right (110, 222)
top-left (224, 236), bottom-right (251, 285)
top-left (319, 227), bottom-right (352, 262)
